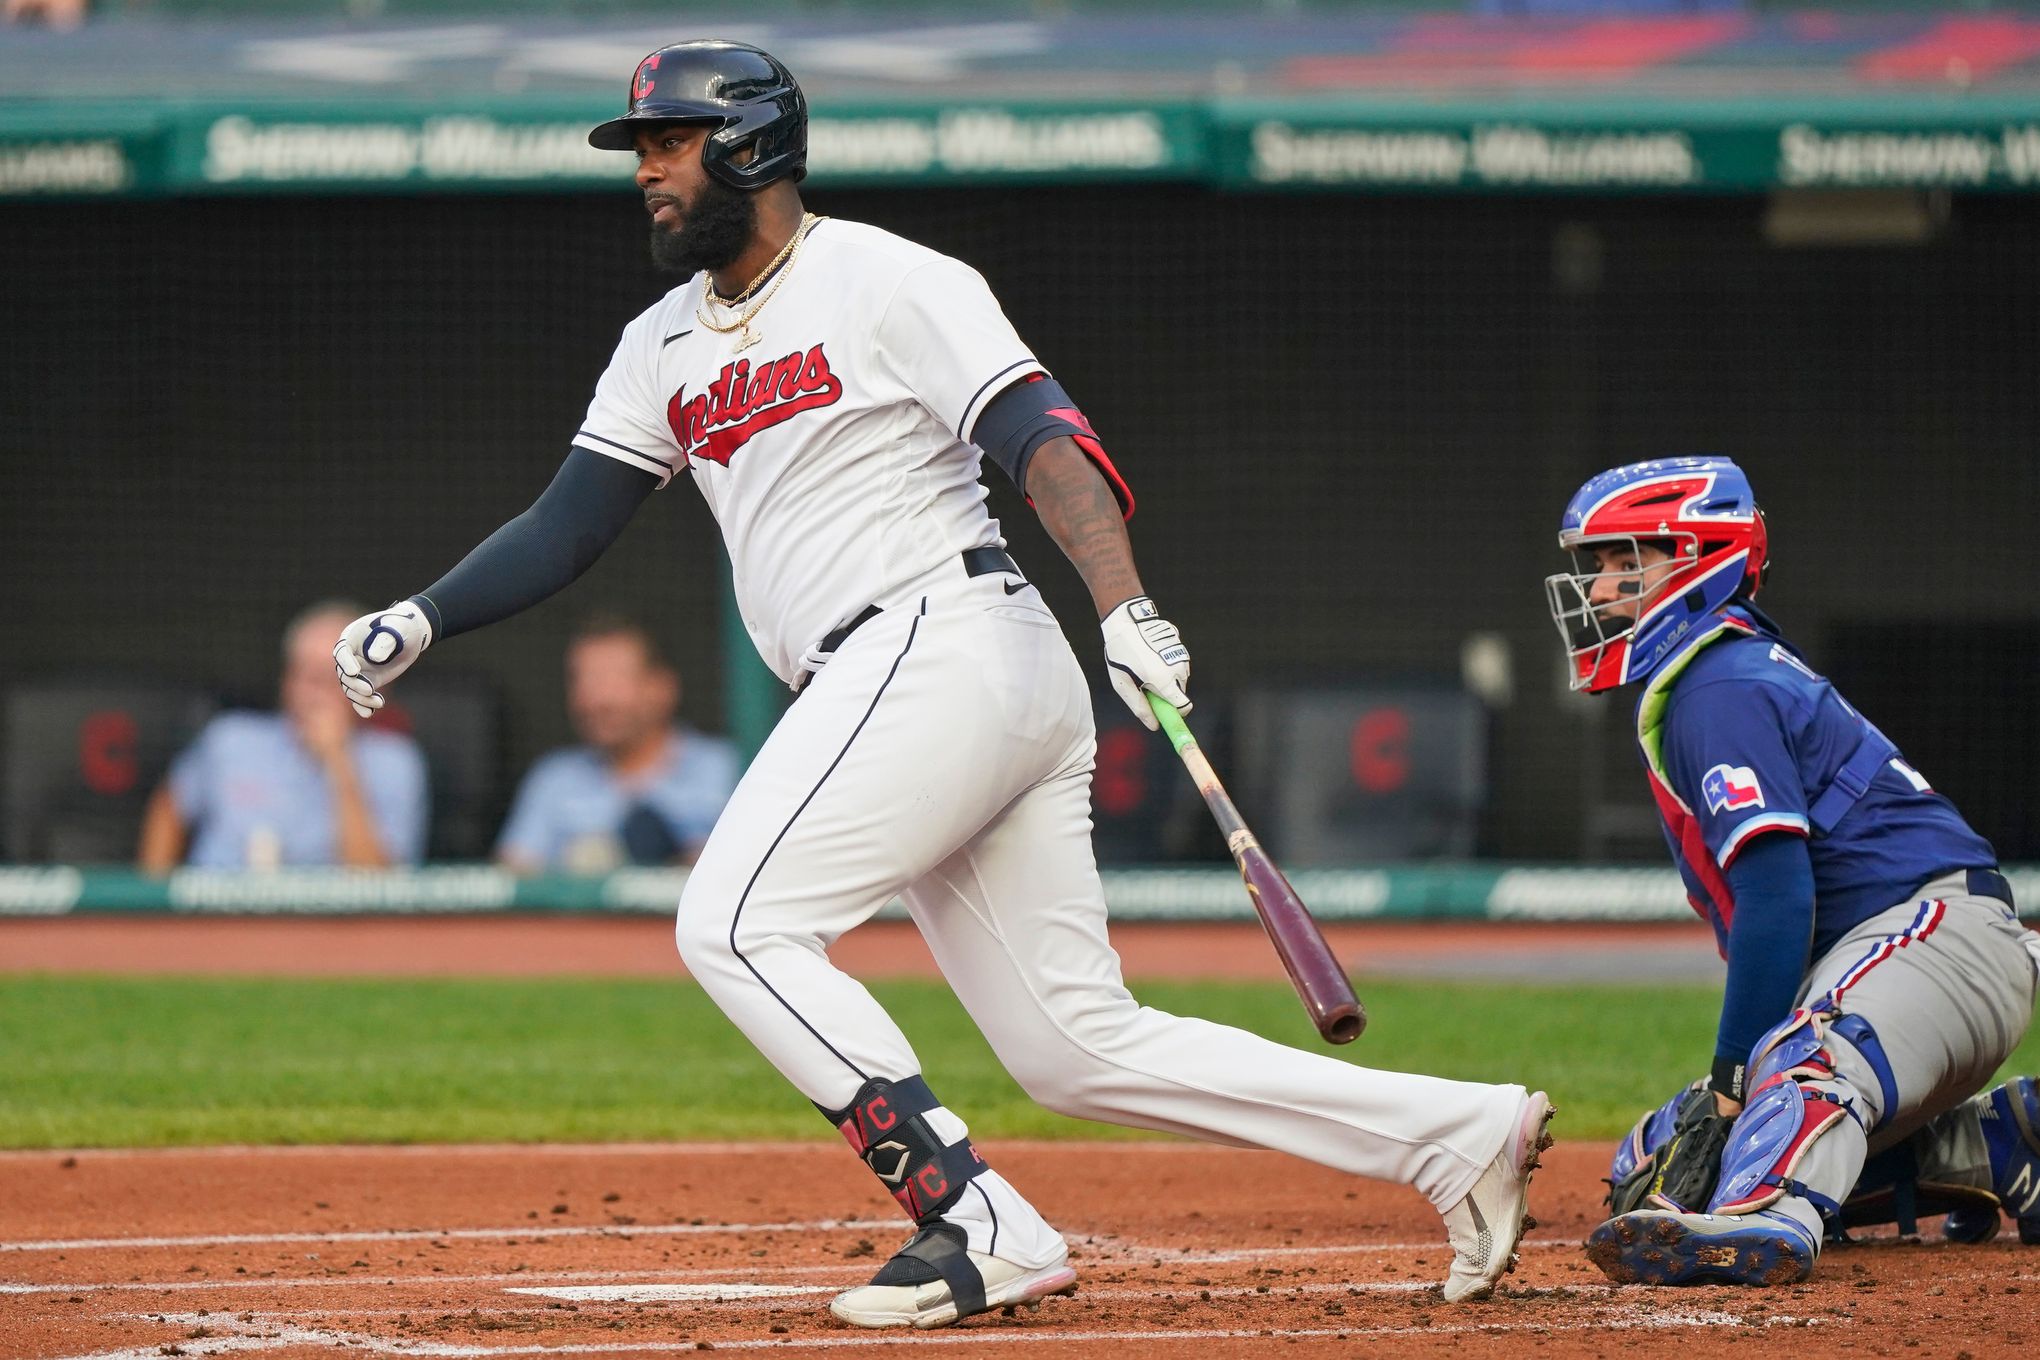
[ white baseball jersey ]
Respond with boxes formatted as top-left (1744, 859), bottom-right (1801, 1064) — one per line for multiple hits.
top-left (573, 219), bottom-right (1045, 684)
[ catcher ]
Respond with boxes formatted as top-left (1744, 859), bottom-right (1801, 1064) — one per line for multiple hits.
top-left (1546, 456), bottom-right (2040, 1285)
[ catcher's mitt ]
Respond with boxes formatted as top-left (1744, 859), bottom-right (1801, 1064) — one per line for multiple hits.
top-left (1607, 1083), bottom-right (1736, 1215)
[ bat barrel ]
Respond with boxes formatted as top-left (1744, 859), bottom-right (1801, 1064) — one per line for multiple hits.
top-left (1239, 848), bottom-right (1367, 1045)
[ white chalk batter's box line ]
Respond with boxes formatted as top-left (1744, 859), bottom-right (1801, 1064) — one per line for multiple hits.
top-left (188, 1278), bottom-right (1603, 1316)
top-left (0, 1217), bottom-right (902, 1253)
top-left (0, 1236), bottom-right (1580, 1296)
top-left (119, 1281), bottom-right (1476, 1316)
top-left (44, 1307), bottom-right (1827, 1360)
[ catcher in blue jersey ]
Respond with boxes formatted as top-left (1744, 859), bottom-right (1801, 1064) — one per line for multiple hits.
top-left (1546, 456), bottom-right (2040, 1286)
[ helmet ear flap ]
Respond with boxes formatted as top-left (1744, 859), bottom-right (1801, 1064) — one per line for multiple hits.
top-left (1745, 508), bottom-right (1770, 597)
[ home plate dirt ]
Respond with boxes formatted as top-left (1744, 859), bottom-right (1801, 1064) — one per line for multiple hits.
top-left (3, 1142), bottom-right (2033, 1359)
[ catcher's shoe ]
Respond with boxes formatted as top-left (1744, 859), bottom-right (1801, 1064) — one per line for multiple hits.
top-left (1975, 1075), bottom-right (2040, 1245)
top-left (829, 1221), bottom-right (1077, 1329)
top-left (1585, 1208), bottom-right (1818, 1286)
top-left (1440, 1089), bottom-right (1556, 1303)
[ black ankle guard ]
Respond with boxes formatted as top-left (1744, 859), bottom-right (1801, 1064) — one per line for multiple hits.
top-left (820, 1075), bottom-right (988, 1224)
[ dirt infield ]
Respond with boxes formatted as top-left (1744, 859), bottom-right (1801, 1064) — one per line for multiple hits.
top-left (3, 1140), bottom-right (2031, 1360)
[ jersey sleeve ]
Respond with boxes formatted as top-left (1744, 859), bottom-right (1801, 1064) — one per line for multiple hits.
top-left (1662, 679), bottom-right (1811, 869)
top-left (874, 258), bottom-right (1044, 441)
top-left (573, 309), bottom-right (683, 488)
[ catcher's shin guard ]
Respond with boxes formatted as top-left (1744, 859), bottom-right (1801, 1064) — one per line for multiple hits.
top-left (1707, 1008), bottom-right (1869, 1222)
top-left (821, 1076), bottom-right (989, 1224)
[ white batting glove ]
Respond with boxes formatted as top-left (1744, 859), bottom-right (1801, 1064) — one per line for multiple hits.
top-left (332, 600), bottom-right (433, 718)
top-left (1101, 595), bottom-right (1191, 731)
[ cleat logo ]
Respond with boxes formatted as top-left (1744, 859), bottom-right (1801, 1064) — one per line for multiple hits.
top-left (2009, 1164), bottom-right (2040, 1217)
top-left (1696, 1246), bottom-right (1739, 1267)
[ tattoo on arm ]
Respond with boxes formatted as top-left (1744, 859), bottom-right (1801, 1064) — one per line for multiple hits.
top-left (1026, 436), bottom-right (1144, 619)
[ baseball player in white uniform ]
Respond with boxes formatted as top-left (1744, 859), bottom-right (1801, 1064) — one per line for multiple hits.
top-left (331, 39), bottom-right (1553, 1329)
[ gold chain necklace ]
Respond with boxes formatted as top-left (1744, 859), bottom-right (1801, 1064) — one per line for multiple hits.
top-left (697, 213), bottom-right (824, 353)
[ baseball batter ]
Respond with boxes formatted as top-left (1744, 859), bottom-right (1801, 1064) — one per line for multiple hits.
top-left (331, 40), bottom-right (1553, 1328)
top-left (1546, 457), bottom-right (2040, 1285)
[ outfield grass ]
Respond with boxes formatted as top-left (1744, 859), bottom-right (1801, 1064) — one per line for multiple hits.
top-left (4, 974), bottom-right (2038, 1148)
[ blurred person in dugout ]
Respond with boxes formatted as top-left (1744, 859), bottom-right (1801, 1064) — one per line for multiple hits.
top-left (495, 614), bottom-right (739, 874)
top-left (137, 602), bottom-right (429, 871)
top-left (3, 0), bottom-right (85, 27)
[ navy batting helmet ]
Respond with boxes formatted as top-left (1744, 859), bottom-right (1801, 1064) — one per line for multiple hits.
top-left (587, 40), bottom-right (807, 189)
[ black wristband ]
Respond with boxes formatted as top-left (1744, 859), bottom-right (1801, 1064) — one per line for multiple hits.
top-left (1710, 1053), bottom-right (1747, 1105)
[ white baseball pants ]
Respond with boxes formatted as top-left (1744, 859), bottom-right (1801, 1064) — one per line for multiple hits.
top-left (675, 558), bottom-right (1524, 1256)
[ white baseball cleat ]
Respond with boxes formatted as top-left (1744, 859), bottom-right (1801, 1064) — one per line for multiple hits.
top-left (829, 1221), bottom-right (1078, 1329)
top-left (1439, 1089), bottom-right (1556, 1303)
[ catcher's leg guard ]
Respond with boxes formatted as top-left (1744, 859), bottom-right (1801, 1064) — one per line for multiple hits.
top-left (1706, 1008), bottom-right (1870, 1223)
top-left (821, 1076), bottom-right (990, 1224)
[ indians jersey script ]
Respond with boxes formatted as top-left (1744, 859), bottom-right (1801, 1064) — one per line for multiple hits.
top-left (574, 220), bottom-right (1045, 684)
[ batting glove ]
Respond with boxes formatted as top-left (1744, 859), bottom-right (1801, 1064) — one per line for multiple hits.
top-left (332, 600), bottom-right (433, 718)
top-left (1101, 595), bottom-right (1191, 731)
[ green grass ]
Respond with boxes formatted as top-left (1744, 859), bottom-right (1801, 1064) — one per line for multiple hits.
top-left (3, 974), bottom-right (2038, 1148)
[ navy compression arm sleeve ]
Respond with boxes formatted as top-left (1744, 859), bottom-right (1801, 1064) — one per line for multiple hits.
top-left (409, 448), bottom-right (659, 641)
top-left (973, 374), bottom-right (1134, 517)
top-left (1712, 831), bottom-right (1817, 1099)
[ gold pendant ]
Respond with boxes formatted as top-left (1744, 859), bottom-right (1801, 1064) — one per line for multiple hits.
top-left (732, 324), bottom-right (761, 353)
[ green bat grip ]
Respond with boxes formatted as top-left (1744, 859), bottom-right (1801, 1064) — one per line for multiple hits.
top-left (1146, 692), bottom-right (1195, 753)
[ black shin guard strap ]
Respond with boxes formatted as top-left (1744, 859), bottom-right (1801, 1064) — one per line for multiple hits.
top-left (869, 1222), bottom-right (987, 1320)
top-left (821, 1076), bottom-right (988, 1224)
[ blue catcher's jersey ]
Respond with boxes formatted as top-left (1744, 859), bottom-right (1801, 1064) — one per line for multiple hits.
top-left (1637, 609), bottom-right (1996, 960)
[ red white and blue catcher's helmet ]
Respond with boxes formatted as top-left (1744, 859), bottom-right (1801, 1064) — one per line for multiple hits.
top-left (1547, 456), bottom-right (1769, 693)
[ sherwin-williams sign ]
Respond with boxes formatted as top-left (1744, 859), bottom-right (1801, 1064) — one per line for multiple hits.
top-left (159, 102), bottom-right (1202, 192)
top-left (1211, 99), bottom-right (2040, 192)
top-left (4, 98), bottom-right (2039, 196)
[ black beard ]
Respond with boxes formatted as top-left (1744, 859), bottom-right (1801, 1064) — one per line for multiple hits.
top-left (648, 177), bottom-right (757, 275)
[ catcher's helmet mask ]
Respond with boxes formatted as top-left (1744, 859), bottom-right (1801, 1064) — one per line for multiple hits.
top-left (589, 40), bottom-right (808, 190)
top-left (1546, 456), bottom-right (1769, 694)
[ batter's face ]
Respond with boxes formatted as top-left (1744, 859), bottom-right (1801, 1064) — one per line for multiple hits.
top-left (635, 123), bottom-right (757, 275)
top-left (1584, 541), bottom-right (1678, 623)
top-left (567, 633), bottom-right (679, 760)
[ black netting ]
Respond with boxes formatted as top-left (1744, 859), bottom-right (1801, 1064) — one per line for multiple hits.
top-left (4, 187), bottom-right (2036, 861)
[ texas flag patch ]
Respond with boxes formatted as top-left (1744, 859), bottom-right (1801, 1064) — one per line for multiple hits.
top-left (1702, 763), bottom-right (1766, 813)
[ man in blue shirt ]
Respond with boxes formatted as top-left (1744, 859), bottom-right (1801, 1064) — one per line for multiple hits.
top-left (138, 601), bottom-right (428, 870)
top-left (1546, 457), bottom-right (2040, 1285)
top-left (496, 615), bottom-right (739, 873)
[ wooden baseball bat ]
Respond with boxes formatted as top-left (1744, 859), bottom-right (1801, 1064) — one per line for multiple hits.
top-left (1146, 693), bottom-right (1366, 1044)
